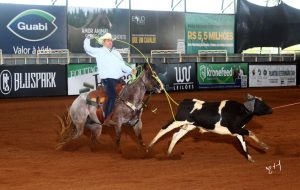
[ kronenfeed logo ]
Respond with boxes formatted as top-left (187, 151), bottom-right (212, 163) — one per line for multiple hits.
top-left (198, 64), bottom-right (234, 84)
top-left (7, 9), bottom-right (58, 42)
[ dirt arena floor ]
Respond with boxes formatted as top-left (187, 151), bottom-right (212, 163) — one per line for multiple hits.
top-left (1, 87), bottom-right (300, 190)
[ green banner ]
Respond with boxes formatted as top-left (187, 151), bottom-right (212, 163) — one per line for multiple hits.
top-left (197, 63), bottom-right (248, 89)
top-left (185, 13), bottom-right (234, 54)
top-left (67, 64), bottom-right (98, 78)
top-left (67, 64), bottom-right (99, 95)
top-left (67, 63), bottom-right (136, 95)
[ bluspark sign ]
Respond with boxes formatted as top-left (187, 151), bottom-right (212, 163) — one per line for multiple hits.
top-left (0, 65), bottom-right (67, 98)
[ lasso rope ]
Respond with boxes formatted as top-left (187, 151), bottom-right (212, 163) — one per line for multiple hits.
top-left (113, 39), bottom-right (179, 120)
top-left (272, 101), bottom-right (300, 110)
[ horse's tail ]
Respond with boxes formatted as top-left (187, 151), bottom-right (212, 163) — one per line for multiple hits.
top-left (55, 107), bottom-right (77, 150)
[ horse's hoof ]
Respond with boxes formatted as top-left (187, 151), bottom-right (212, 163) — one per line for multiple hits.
top-left (140, 143), bottom-right (146, 148)
top-left (117, 149), bottom-right (122, 154)
top-left (91, 139), bottom-right (100, 145)
top-left (55, 142), bottom-right (65, 150)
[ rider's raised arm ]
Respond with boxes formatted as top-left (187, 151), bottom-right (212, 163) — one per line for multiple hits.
top-left (83, 38), bottom-right (99, 58)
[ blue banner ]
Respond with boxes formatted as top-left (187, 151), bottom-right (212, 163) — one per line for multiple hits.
top-left (151, 63), bottom-right (196, 91)
top-left (131, 10), bottom-right (185, 54)
top-left (0, 4), bottom-right (67, 54)
top-left (0, 64), bottom-right (67, 98)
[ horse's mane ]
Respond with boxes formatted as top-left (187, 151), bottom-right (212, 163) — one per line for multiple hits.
top-left (119, 70), bottom-right (147, 100)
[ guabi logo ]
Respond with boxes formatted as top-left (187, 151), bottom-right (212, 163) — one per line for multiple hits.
top-left (7, 9), bottom-right (57, 41)
top-left (0, 70), bottom-right (12, 95)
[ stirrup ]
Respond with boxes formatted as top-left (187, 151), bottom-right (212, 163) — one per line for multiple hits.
top-left (103, 119), bottom-right (117, 126)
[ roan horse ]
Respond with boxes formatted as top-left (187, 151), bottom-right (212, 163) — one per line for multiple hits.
top-left (56, 65), bottom-right (162, 150)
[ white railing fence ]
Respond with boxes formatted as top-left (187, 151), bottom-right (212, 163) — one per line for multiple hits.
top-left (36, 49), bottom-right (70, 64)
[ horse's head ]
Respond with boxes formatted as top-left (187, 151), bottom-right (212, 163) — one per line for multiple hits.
top-left (141, 64), bottom-right (163, 93)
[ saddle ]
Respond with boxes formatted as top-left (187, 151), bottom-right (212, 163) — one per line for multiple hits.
top-left (86, 83), bottom-right (124, 124)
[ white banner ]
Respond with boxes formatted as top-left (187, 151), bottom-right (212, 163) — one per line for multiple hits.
top-left (249, 64), bottom-right (296, 87)
top-left (67, 63), bottom-right (136, 95)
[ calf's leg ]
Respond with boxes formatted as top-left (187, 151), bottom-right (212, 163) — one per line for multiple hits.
top-left (236, 134), bottom-right (254, 162)
top-left (167, 124), bottom-right (196, 155)
top-left (248, 130), bottom-right (269, 150)
top-left (149, 120), bottom-right (189, 147)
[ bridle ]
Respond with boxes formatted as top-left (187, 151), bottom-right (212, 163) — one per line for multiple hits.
top-left (140, 71), bottom-right (161, 93)
top-left (116, 72), bottom-right (156, 126)
top-left (118, 71), bottom-right (156, 113)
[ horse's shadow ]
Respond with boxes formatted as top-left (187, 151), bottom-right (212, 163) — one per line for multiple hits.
top-left (90, 125), bottom-right (183, 160)
top-left (80, 125), bottom-right (152, 159)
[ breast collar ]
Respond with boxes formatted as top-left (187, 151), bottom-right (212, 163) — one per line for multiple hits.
top-left (118, 77), bottom-right (152, 113)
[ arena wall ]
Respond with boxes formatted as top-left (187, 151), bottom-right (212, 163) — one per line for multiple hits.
top-left (0, 62), bottom-right (298, 98)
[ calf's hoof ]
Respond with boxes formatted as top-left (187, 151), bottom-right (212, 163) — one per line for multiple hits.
top-left (260, 142), bottom-right (269, 151)
top-left (247, 156), bottom-right (255, 163)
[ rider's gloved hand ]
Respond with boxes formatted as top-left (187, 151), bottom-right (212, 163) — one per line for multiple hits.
top-left (131, 69), bottom-right (137, 75)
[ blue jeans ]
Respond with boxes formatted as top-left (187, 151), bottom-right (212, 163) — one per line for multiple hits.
top-left (102, 78), bottom-right (120, 119)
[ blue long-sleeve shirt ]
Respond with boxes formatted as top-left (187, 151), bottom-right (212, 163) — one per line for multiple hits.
top-left (83, 38), bottom-right (132, 79)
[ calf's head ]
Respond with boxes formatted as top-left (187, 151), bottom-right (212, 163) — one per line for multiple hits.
top-left (245, 94), bottom-right (273, 116)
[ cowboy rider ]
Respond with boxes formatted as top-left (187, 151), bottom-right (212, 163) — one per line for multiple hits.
top-left (84, 32), bottom-right (137, 119)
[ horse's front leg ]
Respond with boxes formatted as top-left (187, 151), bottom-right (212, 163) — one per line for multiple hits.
top-left (114, 123), bottom-right (122, 152)
top-left (133, 120), bottom-right (146, 149)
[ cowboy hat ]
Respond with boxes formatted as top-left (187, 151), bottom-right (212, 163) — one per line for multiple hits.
top-left (96, 33), bottom-right (114, 44)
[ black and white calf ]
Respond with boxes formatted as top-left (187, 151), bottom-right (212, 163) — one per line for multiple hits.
top-left (149, 94), bottom-right (273, 162)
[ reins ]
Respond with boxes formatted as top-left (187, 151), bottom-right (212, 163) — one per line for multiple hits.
top-left (118, 71), bottom-right (151, 112)
top-left (113, 39), bottom-right (179, 121)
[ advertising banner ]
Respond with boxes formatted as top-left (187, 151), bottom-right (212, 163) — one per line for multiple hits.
top-left (0, 64), bottom-right (67, 98)
top-left (197, 63), bottom-right (248, 89)
top-left (185, 13), bottom-right (234, 54)
top-left (68, 7), bottom-right (129, 53)
top-left (151, 63), bottom-right (196, 91)
top-left (249, 64), bottom-right (296, 87)
top-left (68, 63), bottom-right (136, 95)
top-left (131, 10), bottom-right (185, 54)
top-left (0, 4), bottom-right (67, 54)
top-left (296, 63), bottom-right (300, 85)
